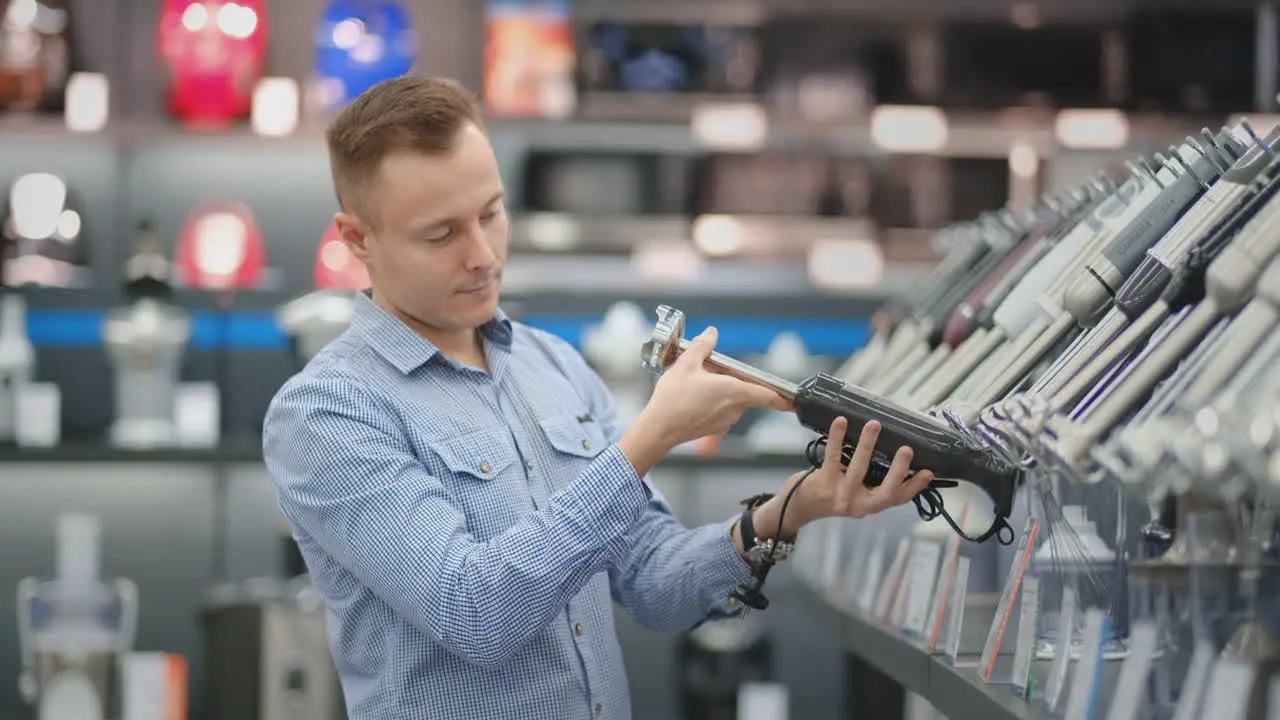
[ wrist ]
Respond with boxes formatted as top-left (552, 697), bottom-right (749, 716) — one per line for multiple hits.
top-left (755, 496), bottom-right (802, 542)
top-left (617, 411), bottom-right (676, 478)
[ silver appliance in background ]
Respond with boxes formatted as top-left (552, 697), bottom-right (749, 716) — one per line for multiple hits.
top-left (200, 578), bottom-right (346, 720)
top-left (16, 514), bottom-right (139, 720)
top-left (102, 220), bottom-right (191, 449)
top-left (276, 290), bottom-right (358, 363)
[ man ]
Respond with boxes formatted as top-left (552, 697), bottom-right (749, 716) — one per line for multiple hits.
top-left (262, 75), bottom-right (935, 719)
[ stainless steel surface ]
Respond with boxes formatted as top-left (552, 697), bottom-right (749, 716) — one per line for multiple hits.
top-left (643, 305), bottom-right (799, 399)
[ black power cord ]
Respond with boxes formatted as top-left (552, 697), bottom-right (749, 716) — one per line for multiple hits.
top-left (731, 435), bottom-right (1015, 612)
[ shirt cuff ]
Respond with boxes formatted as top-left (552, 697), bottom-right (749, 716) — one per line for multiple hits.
top-left (560, 444), bottom-right (650, 564)
top-left (703, 514), bottom-right (755, 613)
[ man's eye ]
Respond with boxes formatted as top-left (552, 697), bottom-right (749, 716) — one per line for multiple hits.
top-left (423, 228), bottom-right (452, 243)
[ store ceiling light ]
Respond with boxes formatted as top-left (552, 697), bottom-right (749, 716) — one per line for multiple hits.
top-left (807, 238), bottom-right (884, 290)
top-left (64, 73), bottom-right (109, 133)
top-left (1008, 140), bottom-right (1039, 179)
top-left (870, 105), bottom-right (947, 153)
top-left (1054, 109), bottom-right (1129, 149)
top-left (631, 241), bottom-right (704, 284)
top-left (251, 77), bottom-right (299, 137)
top-left (522, 212), bottom-right (582, 252)
top-left (692, 214), bottom-right (745, 257)
top-left (691, 102), bottom-right (767, 150)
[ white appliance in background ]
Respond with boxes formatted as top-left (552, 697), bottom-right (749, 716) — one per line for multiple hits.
top-left (277, 290), bottom-right (358, 362)
top-left (746, 332), bottom-right (821, 454)
top-left (582, 301), bottom-right (654, 429)
top-left (17, 514), bottom-right (140, 720)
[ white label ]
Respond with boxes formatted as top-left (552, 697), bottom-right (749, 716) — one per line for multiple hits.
top-left (874, 538), bottom-right (912, 620)
top-left (820, 522), bottom-right (844, 594)
top-left (1199, 659), bottom-right (1256, 720)
top-left (891, 570), bottom-right (913, 629)
top-left (926, 532), bottom-right (964, 648)
top-left (1064, 609), bottom-right (1108, 720)
top-left (737, 682), bottom-right (789, 720)
top-left (1170, 641), bottom-right (1215, 720)
top-left (980, 517), bottom-right (1040, 682)
top-left (1044, 586), bottom-right (1078, 713)
top-left (174, 382), bottom-right (220, 448)
top-left (904, 540), bottom-right (943, 636)
top-left (945, 557), bottom-right (971, 664)
top-left (1011, 575), bottom-right (1042, 700)
top-left (857, 533), bottom-right (888, 613)
top-left (122, 653), bottom-right (173, 720)
top-left (1105, 621), bottom-right (1159, 720)
top-left (14, 382), bottom-right (60, 447)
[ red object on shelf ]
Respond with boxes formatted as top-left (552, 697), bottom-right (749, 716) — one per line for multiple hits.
top-left (313, 223), bottom-right (369, 290)
top-left (158, 0), bottom-right (268, 128)
top-left (175, 200), bottom-right (266, 289)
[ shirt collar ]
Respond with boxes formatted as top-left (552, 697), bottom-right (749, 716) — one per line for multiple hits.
top-left (350, 289), bottom-right (513, 374)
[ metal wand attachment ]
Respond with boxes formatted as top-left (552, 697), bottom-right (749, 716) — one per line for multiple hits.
top-left (640, 305), bottom-right (799, 400)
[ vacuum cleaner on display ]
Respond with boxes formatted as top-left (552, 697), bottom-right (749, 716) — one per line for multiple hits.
top-left (641, 305), bottom-right (1021, 544)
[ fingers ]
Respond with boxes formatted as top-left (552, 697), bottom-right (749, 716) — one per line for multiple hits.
top-left (824, 416), bottom-right (848, 470)
top-left (676, 327), bottom-right (718, 368)
top-left (739, 383), bottom-right (794, 411)
top-left (880, 445), bottom-right (914, 492)
top-left (844, 420), bottom-right (880, 485)
top-left (902, 470), bottom-right (935, 501)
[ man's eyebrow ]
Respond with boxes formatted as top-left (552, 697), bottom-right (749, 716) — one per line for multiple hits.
top-left (408, 192), bottom-right (506, 233)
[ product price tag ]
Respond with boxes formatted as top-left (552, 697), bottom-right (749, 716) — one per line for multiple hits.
top-left (1043, 585), bottom-right (1078, 713)
top-left (1011, 575), bottom-right (1042, 700)
top-left (819, 521), bottom-right (844, 594)
top-left (904, 540), bottom-right (943, 637)
top-left (927, 530), bottom-right (965, 649)
top-left (1105, 621), bottom-right (1159, 720)
top-left (979, 517), bottom-right (1040, 682)
top-left (1063, 608), bottom-right (1108, 720)
top-left (944, 557), bottom-right (971, 664)
top-left (874, 537), bottom-right (912, 621)
top-left (857, 532), bottom-right (888, 613)
top-left (1170, 641), bottom-right (1215, 720)
top-left (1199, 658), bottom-right (1256, 720)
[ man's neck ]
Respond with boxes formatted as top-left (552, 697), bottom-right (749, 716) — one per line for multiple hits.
top-left (372, 291), bottom-right (488, 369)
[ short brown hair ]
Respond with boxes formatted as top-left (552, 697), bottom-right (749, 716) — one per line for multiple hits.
top-left (325, 75), bottom-right (484, 223)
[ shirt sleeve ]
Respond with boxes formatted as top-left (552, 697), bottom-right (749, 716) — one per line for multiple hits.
top-left (534, 331), bottom-right (754, 632)
top-left (262, 371), bottom-right (651, 669)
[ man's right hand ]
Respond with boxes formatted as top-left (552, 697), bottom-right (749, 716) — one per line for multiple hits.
top-left (619, 327), bottom-right (792, 475)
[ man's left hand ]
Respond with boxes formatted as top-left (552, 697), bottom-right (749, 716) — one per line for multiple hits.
top-left (751, 416), bottom-right (936, 542)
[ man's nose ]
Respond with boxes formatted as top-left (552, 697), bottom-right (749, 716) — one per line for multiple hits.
top-left (462, 224), bottom-right (497, 269)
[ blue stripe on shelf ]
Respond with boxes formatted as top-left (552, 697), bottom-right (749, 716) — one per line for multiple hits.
top-left (25, 310), bottom-right (870, 355)
top-left (519, 315), bottom-right (870, 356)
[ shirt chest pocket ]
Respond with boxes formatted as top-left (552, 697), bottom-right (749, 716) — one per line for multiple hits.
top-left (424, 428), bottom-right (528, 541)
top-left (535, 415), bottom-right (610, 492)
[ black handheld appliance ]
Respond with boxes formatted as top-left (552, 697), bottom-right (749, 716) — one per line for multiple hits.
top-left (641, 305), bottom-right (1021, 544)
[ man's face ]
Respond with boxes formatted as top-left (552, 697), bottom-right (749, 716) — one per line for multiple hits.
top-left (337, 122), bottom-right (508, 335)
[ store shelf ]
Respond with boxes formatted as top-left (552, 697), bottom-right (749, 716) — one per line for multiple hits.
top-left (0, 110), bottom-right (1213, 159)
top-left (0, 444), bottom-right (809, 471)
top-left (799, 581), bottom-right (1130, 720)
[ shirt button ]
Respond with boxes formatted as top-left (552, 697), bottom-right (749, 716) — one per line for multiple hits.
top-left (582, 439), bottom-right (591, 450)
top-left (727, 596), bottom-right (740, 607)
top-left (479, 461), bottom-right (491, 473)
top-left (526, 458), bottom-right (534, 470)
top-left (594, 703), bottom-right (603, 716)
top-left (575, 623), bottom-right (584, 635)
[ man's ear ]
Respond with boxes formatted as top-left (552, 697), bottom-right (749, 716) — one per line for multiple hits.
top-left (334, 212), bottom-right (372, 263)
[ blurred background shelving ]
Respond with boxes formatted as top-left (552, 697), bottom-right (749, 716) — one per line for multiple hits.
top-left (3, 0), bottom-right (1280, 718)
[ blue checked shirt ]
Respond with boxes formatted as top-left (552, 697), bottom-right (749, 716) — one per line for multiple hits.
top-left (262, 291), bottom-right (754, 720)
